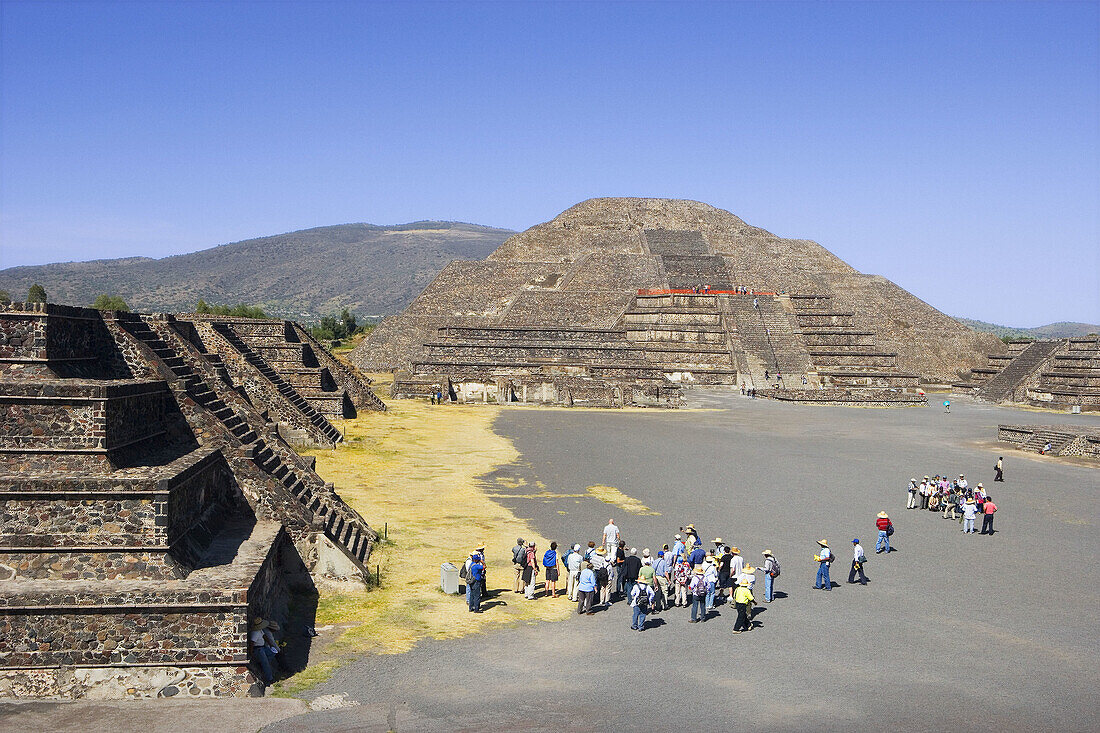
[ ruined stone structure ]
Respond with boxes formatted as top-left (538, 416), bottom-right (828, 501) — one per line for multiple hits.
top-left (0, 303), bottom-right (382, 699)
top-left (355, 199), bottom-right (998, 405)
top-left (998, 424), bottom-right (1100, 459)
top-left (964, 336), bottom-right (1100, 411)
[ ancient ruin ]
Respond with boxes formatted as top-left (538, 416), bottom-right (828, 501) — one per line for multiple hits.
top-left (353, 198), bottom-right (1001, 406)
top-left (997, 423), bottom-right (1100, 458)
top-left (961, 335), bottom-right (1100, 411)
top-left (0, 303), bottom-right (383, 699)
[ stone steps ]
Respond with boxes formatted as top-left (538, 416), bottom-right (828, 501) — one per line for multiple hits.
top-left (976, 340), bottom-right (1062, 402)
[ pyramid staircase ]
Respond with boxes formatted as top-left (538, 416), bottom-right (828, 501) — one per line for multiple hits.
top-left (975, 340), bottom-right (1062, 403)
top-left (115, 314), bottom-right (374, 573)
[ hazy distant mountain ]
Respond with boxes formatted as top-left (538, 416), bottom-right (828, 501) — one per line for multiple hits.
top-left (0, 222), bottom-right (514, 320)
top-left (956, 317), bottom-right (1100, 339)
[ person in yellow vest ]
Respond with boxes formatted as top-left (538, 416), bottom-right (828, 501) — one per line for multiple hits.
top-left (732, 577), bottom-right (754, 633)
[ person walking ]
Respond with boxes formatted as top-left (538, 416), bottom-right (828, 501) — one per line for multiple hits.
top-left (577, 562), bottom-right (597, 615)
top-left (566, 544), bottom-right (583, 601)
top-left (761, 550), bottom-right (779, 602)
top-left (732, 577), bottom-right (754, 633)
top-left (522, 541), bottom-right (540, 599)
top-left (962, 497), bottom-right (979, 534)
top-left (980, 495), bottom-right (998, 535)
top-left (511, 537), bottom-right (526, 593)
top-left (875, 512), bottom-right (893, 553)
top-left (847, 539), bottom-right (868, 585)
top-left (689, 567), bottom-right (709, 622)
top-left (629, 576), bottom-right (655, 631)
top-left (542, 542), bottom-right (560, 598)
top-left (468, 552), bottom-right (485, 612)
top-left (994, 457), bottom-right (1004, 482)
top-left (813, 540), bottom-right (833, 590)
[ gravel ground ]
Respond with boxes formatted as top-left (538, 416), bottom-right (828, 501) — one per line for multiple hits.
top-left (261, 394), bottom-right (1100, 732)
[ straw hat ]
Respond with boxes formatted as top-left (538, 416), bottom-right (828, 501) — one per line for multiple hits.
top-left (596, 546), bottom-right (605, 553)
top-left (977, 482), bottom-right (983, 488)
top-left (743, 565), bottom-right (756, 574)
top-left (713, 537), bottom-right (724, 544)
top-left (674, 533), bottom-right (682, 540)
top-left (694, 566), bottom-right (704, 574)
top-left (476, 543), bottom-right (485, 551)
top-left (250, 617), bottom-right (268, 631)
top-left (638, 575), bottom-right (650, 584)
top-left (966, 497), bottom-right (976, 504)
top-left (877, 511), bottom-right (889, 518)
top-left (737, 577), bottom-right (751, 586)
top-left (731, 547), bottom-right (740, 554)
top-left (762, 550), bottom-right (773, 557)
top-left (817, 539), bottom-right (829, 547)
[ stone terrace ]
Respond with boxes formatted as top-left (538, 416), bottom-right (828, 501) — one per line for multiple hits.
top-left (0, 303), bottom-right (381, 699)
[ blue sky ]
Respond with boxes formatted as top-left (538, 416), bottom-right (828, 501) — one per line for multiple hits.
top-left (1, 1), bottom-right (1097, 325)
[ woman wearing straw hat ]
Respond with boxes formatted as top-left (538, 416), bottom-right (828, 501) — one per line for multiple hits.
top-left (812, 539), bottom-right (833, 590)
top-left (761, 550), bottom-right (778, 602)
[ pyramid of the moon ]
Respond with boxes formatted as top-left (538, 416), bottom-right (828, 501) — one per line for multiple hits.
top-left (351, 198), bottom-right (1003, 405)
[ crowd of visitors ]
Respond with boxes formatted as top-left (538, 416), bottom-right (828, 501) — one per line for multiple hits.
top-left (458, 462), bottom-right (1004, 636)
top-left (905, 474), bottom-right (998, 534)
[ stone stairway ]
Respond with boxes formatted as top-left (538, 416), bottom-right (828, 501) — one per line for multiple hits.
top-left (1020, 429), bottom-right (1078, 455)
top-left (1032, 337), bottom-right (1100, 408)
top-left (976, 340), bottom-right (1062, 403)
top-left (726, 294), bottom-right (810, 386)
top-left (210, 323), bottom-right (343, 444)
top-left (116, 314), bottom-right (374, 574)
top-left (289, 323), bottom-right (387, 412)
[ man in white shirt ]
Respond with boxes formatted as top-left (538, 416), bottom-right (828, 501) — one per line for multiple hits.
top-left (730, 547), bottom-right (744, 580)
top-left (603, 519), bottom-right (619, 550)
top-left (847, 539), bottom-right (868, 585)
top-left (957, 475), bottom-right (968, 491)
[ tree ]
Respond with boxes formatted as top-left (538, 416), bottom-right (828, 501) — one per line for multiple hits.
top-left (340, 308), bottom-right (357, 337)
top-left (27, 284), bottom-right (47, 303)
top-left (0, 290), bottom-right (10, 304)
top-left (91, 294), bottom-right (130, 311)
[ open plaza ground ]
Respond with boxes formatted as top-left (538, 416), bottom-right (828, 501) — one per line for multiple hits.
top-left (4, 393), bottom-right (1097, 732)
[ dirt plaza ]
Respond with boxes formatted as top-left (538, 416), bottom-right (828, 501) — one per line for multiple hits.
top-left (259, 393), bottom-right (1099, 732)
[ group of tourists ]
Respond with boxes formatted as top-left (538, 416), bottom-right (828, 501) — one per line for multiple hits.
top-left (458, 458), bottom-right (1006, 634)
top-left (905, 472), bottom-right (999, 534)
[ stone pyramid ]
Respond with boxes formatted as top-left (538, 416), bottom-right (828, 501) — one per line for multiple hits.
top-left (352, 198), bottom-right (1001, 401)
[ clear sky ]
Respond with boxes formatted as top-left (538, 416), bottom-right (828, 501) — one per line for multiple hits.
top-left (1, 1), bottom-right (1097, 325)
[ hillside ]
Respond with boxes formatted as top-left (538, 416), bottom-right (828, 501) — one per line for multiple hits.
top-left (956, 318), bottom-right (1100, 340)
top-left (0, 222), bottom-right (514, 319)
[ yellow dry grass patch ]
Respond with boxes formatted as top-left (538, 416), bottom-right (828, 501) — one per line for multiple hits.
top-left (274, 376), bottom-right (572, 693)
top-left (585, 484), bottom-right (660, 515)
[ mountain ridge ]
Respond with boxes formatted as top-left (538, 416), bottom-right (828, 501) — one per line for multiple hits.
top-left (0, 221), bottom-right (515, 319)
top-left (955, 317), bottom-right (1100, 340)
